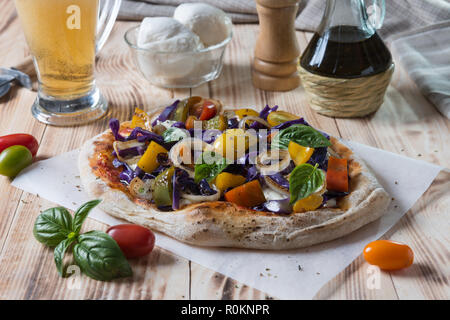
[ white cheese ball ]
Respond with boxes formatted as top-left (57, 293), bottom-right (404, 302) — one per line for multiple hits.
top-left (137, 17), bottom-right (203, 52)
top-left (136, 17), bottom-right (205, 81)
top-left (173, 3), bottom-right (231, 47)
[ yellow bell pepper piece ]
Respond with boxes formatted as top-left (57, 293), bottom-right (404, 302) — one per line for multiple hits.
top-left (215, 172), bottom-right (246, 192)
top-left (293, 193), bottom-right (323, 212)
top-left (235, 108), bottom-right (259, 119)
top-left (131, 107), bottom-right (151, 129)
top-left (137, 141), bottom-right (168, 173)
top-left (267, 110), bottom-right (299, 127)
top-left (288, 141), bottom-right (314, 166)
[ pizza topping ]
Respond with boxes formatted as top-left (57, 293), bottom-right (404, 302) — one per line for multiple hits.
top-left (113, 140), bottom-right (146, 164)
top-left (129, 177), bottom-right (153, 200)
top-left (151, 99), bottom-right (180, 126)
top-left (169, 138), bottom-right (212, 176)
top-left (238, 115), bottom-right (270, 130)
top-left (272, 124), bottom-right (332, 149)
top-left (326, 156), bottom-right (349, 192)
top-left (288, 163), bottom-right (326, 205)
top-left (194, 151), bottom-right (228, 183)
top-left (162, 127), bottom-right (190, 143)
top-left (293, 193), bottom-right (324, 212)
top-left (152, 166), bottom-right (175, 208)
top-left (263, 174), bottom-right (290, 197)
top-left (213, 129), bottom-right (257, 161)
top-left (215, 172), bottom-right (246, 192)
top-left (235, 108), bottom-right (259, 120)
top-left (131, 107), bottom-right (152, 130)
top-left (199, 100), bottom-right (218, 121)
top-left (173, 97), bottom-right (195, 122)
top-left (180, 185), bottom-right (221, 203)
top-left (255, 149), bottom-right (291, 176)
top-left (288, 141), bottom-right (314, 166)
top-left (224, 180), bottom-right (266, 207)
top-left (254, 198), bottom-right (292, 215)
top-left (137, 141), bottom-right (168, 173)
top-left (103, 99), bottom-right (351, 214)
top-left (258, 105), bottom-right (279, 121)
top-left (267, 110), bottom-right (299, 127)
top-left (109, 118), bottom-right (127, 141)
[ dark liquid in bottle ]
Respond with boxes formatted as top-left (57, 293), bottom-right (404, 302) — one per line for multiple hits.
top-left (300, 25), bottom-right (392, 79)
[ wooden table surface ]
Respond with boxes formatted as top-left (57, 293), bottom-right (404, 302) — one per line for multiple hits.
top-left (0, 2), bottom-right (449, 300)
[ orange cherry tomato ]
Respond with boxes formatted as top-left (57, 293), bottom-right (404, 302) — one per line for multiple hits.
top-left (363, 240), bottom-right (414, 270)
top-left (199, 100), bottom-right (217, 121)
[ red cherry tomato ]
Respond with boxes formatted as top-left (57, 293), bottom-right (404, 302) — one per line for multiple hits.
top-left (199, 100), bottom-right (217, 121)
top-left (106, 224), bottom-right (155, 259)
top-left (0, 134), bottom-right (39, 157)
top-left (363, 240), bottom-right (414, 270)
top-left (185, 115), bottom-right (197, 130)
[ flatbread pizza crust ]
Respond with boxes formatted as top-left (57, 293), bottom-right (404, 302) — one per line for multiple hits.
top-left (79, 124), bottom-right (390, 250)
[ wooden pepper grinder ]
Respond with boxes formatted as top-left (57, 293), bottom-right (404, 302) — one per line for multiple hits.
top-left (252, 0), bottom-right (301, 91)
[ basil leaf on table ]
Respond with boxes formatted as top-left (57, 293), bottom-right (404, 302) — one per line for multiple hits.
top-left (162, 127), bottom-right (190, 143)
top-left (272, 124), bottom-right (331, 149)
top-left (289, 163), bottom-right (325, 205)
top-left (33, 207), bottom-right (73, 247)
top-left (54, 236), bottom-right (76, 277)
top-left (194, 151), bottom-right (228, 183)
top-left (72, 199), bottom-right (101, 234)
top-left (73, 231), bottom-right (132, 281)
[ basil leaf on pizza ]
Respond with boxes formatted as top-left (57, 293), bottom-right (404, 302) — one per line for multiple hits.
top-left (272, 124), bottom-right (331, 149)
top-left (289, 163), bottom-right (325, 205)
top-left (194, 151), bottom-right (228, 183)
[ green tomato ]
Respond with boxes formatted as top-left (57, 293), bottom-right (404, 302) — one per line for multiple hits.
top-left (152, 166), bottom-right (174, 207)
top-left (0, 145), bottom-right (33, 177)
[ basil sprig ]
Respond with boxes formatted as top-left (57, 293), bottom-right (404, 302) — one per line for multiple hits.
top-left (74, 231), bottom-right (132, 281)
top-left (33, 200), bottom-right (132, 281)
top-left (194, 151), bottom-right (228, 183)
top-left (33, 207), bottom-right (74, 247)
top-left (289, 163), bottom-right (325, 205)
top-left (272, 124), bottom-right (331, 149)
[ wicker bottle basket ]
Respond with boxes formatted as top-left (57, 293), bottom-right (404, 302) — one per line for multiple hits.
top-left (298, 63), bottom-right (394, 118)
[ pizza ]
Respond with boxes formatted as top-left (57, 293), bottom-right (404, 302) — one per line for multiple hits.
top-left (79, 97), bottom-right (390, 250)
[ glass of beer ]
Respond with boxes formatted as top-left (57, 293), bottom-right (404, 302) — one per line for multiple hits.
top-left (14, 0), bottom-right (122, 126)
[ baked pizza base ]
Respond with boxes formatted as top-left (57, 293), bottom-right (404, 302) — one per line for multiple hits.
top-left (79, 125), bottom-right (390, 250)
